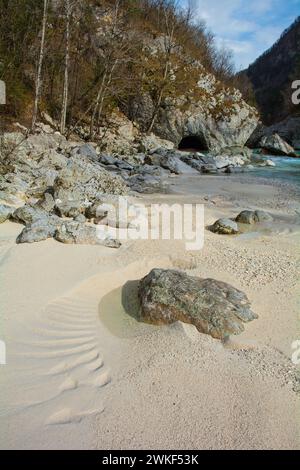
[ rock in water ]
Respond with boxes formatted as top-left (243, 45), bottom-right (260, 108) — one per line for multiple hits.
top-left (210, 218), bottom-right (239, 235)
top-left (260, 133), bottom-right (296, 157)
top-left (138, 269), bottom-right (257, 339)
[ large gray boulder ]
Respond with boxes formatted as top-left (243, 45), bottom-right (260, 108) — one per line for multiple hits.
top-left (54, 221), bottom-right (121, 248)
top-left (35, 192), bottom-right (56, 213)
top-left (138, 269), bottom-right (258, 340)
top-left (16, 216), bottom-right (61, 244)
top-left (70, 144), bottom-right (99, 162)
top-left (53, 156), bottom-right (128, 204)
top-left (55, 200), bottom-right (85, 218)
top-left (127, 174), bottom-right (167, 194)
top-left (12, 205), bottom-right (48, 225)
top-left (260, 133), bottom-right (297, 157)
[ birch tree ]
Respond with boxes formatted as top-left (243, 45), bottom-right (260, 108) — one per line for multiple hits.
top-left (31, 0), bottom-right (48, 131)
top-left (60, 0), bottom-right (72, 135)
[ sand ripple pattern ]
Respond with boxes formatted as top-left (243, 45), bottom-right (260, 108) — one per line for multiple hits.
top-left (1, 296), bottom-right (110, 425)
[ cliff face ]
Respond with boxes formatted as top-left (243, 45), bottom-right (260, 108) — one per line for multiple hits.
top-left (153, 77), bottom-right (258, 152)
top-left (245, 16), bottom-right (300, 125)
top-left (123, 49), bottom-right (258, 152)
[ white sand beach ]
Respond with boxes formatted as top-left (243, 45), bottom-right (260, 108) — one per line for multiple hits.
top-left (1, 174), bottom-right (300, 450)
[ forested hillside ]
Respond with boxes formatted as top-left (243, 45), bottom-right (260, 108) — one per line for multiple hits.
top-left (244, 16), bottom-right (300, 125)
top-left (0, 0), bottom-right (249, 138)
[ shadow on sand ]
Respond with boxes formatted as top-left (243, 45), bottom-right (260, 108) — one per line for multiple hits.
top-left (98, 279), bottom-right (158, 338)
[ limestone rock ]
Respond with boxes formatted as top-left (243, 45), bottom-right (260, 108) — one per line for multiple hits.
top-left (247, 117), bottom-right (300, 150)
top-left (12, 205), bottom-right (48, 225)
top-left (55, 200), bottom-right (85, 218)
top-left (139, 133), bottom-right (175, 153)
top-left (54, 221), bottom-right (121, 248)
top-left (138, 269), bottom-right (258, 339)
top-left (260, 133), bottom-right (296, 157)
top-left (128, 73), bottom-right (258, 152)
top-left (0, 204), bottom-right (14, 224)
top-left (16, 216), bottom-right (61, 244)
top-left (70, 144), bottom-right (99, 162)
top-left (127, 174), bottom-right (167, 194)
top-left (36, 192), bottom-right (56, 213)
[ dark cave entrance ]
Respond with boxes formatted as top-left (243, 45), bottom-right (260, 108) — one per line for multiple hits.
top-left (178, 135), bottom-right (209, 152)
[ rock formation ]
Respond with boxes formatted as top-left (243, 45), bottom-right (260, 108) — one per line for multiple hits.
top-left (138, 269), bottom-right (258, 340)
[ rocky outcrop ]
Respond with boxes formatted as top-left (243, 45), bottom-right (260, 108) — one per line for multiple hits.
top-left (138, 269), bottom-right (258, 339)
top-left (128, 72), bottom-right (258, 152)
top-left (260, 133), bottom-right (297, 157)
top-left (0, 131), bottom-right (130, 245)
top-left (247, 117), bottom-right (300, 151)
top-left (0, 204), bottom-right (14, 224)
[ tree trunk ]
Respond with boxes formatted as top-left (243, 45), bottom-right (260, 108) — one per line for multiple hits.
top-left (31, 0), bottom-right (48, 132)
top-left (60, 0), bottom-right (71, 135)
top-left (147, 59), bottom-right (169, 133)
top-left (90, 70), bottom-right (107, 140)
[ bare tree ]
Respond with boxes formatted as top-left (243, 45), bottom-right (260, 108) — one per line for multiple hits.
top-left (31, 0), bottom-right (48, 131)
top-left (147, 1), bottom-right (178, 133)
top-left (60, 0), bottom-right (72, 135)
top-left (89, 0), bottom-right (134, 140)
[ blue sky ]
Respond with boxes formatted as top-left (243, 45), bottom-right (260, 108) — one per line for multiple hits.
top-left (180, 0), bottom-right (300, 69)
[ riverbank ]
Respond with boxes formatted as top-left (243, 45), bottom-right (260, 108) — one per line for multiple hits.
top-left (1, 172), bottom-right (299, 450)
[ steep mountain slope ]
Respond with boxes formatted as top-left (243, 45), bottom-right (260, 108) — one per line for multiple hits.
top-left (245, 16), bottom-right (300, 125)
top-left (0, 0), bottom-right (258, 152)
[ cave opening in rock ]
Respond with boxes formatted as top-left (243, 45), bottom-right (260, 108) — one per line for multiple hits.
top-left (178, 135), bottom-right (209, 152)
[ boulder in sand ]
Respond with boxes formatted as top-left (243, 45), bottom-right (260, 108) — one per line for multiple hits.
top-left (12, 205), bottom-right (48, 225)
top-left (54, 221), bottom-right (121, 248)
top-left (138, 269), bottom-right (258, 339)
top-left (16, 216), bottom-right (61, 244)
top-left (235, 210), bottom-right (258, 225)
top-left (210, 218), bottom-right (239, 235)
top-left (254, 210), bottom-right (273, 222)
top-left (236, 210), bottom-right (273, 224)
